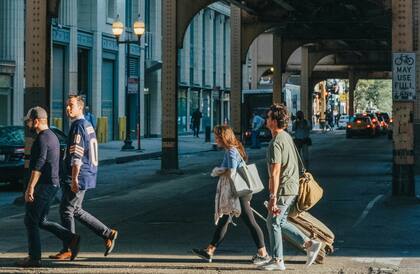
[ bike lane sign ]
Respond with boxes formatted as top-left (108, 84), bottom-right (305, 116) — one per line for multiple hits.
top-left (392, 52), bottom-right (416, 101)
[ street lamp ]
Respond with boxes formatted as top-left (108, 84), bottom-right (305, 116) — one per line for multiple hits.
top-left (112, 14), bottom-right (145, 151)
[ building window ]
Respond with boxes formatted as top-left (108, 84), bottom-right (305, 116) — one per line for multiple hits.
top-left (107, 0), bottom-right (117, 22)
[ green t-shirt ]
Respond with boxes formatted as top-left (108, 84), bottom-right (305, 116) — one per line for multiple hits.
top-left (266, 130), bottom-right (299, 196)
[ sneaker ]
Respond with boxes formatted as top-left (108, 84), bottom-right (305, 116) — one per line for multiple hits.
top-left (258, 259), bottom-right (286, 271)
top-left (48, 250), bottom-right (72, 260)
top-left (68, 234), bottom-right (81, 261)
top-left (192, 248), bottom-right (213, 263)
top-left (306, 240), bottom-right (322, 267)
top-left (251, 254), bottom-right (271, 265)
top-left (104, 229), bottom-right (118, 256)
top-left (14, 257), bottom-right (41, 268)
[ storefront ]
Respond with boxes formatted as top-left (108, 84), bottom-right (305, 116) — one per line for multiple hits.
top-left (0, 74), bottom-right (12, 126)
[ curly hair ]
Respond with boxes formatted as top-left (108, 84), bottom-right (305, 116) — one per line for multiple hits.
top-left (267, 103), bottom-right (289, 129)
top-left (213, 125), bottom-right (248, 161)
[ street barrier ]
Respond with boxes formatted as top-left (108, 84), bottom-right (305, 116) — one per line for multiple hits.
top-left (52, 118), bottom-right (63, 130)
top-left (119, 116), bottom-right (126, 141)
top-left (97, 117), bottom-right (108, 143)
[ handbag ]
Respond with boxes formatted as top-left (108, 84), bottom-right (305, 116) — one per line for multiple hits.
top-left (292, 142), bottom-right (323, 215)
top-left (229, 149), bottom-right (264, 197)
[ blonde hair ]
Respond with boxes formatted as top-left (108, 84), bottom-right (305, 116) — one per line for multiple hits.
top-left (213, 125), bottom-right (248, 161)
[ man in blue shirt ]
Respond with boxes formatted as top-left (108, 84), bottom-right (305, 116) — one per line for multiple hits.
top-left (49, 96), bottom-right (118, 260)
top-left (16, 107), bottom-right (80, 267)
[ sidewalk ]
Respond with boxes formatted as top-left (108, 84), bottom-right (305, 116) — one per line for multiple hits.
top-left (98, 135), bottom-right (215, 165)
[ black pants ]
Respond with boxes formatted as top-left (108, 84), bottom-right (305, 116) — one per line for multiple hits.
top-left (193, 124), bottom-right (200, 137)
top-left (210, 196), bottom-right (265, 249)
top-left (25, 184), bottom-right (74, 260)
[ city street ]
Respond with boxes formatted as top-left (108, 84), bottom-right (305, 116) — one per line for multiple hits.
top-left (0, 131), bottom-right (419, 273)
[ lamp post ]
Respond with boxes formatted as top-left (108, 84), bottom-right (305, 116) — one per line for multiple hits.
top-left (112, 14), bottom-right (145, 150)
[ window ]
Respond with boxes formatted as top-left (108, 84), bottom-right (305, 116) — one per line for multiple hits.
top-left (107, 0), bottom-right (117, 22)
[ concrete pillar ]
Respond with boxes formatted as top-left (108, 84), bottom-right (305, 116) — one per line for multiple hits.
top-left (348, 71), bottom-right (357, 116)
top-left (59, 0), bottom-right (78, 94)
top-left (319, 81), bottom-right (326, 121)
top-left (273, 33), bottom-right (282, 104)
top-left (0, 0), bottom-right (25, 124)
top-left (161, 0), bottom-right (179, 171)
top-left (300, 46), bottom-right (310, 119)
top-left (392, 0), bottom-right (415, 196)
top-left (230, 6), bottom-right (242, 134)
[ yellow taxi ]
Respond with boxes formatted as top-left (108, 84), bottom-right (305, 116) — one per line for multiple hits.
top-left (346, 116), bottom-right (377, 138)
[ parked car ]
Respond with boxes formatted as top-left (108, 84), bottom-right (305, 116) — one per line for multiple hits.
top-left (338, 114), bottom-right (350, 129)
top-left (346, 116), bottom-right (377, 138)
top-left (0, 126), bottom-right (67, 186)
top-left (243, 107), bottom-right (271, 146)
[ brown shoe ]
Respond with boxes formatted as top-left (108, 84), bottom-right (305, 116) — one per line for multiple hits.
top-left (68, 234), bottom-right (81, 261)
top-left (15, 257), bottom-right (41, 267)
top-left (49, 251), bottom-right (72, 260)
top-left (104, 229), bottom-right (118, 256)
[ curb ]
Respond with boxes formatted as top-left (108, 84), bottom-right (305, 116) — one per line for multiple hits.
top-left (99, 149), bottom-right (217, 166)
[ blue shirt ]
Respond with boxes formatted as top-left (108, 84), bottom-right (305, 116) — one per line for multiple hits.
top-left (29, 129), bottom-right (60, 186)
top-left (221, 148), bottom-right (244, 169)
top-left (65, 118), bottom-right (98, 190)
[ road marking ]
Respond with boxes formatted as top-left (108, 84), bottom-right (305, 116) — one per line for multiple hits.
top-left (89, 195), bottom-right (111, 201)
top-left (352, 194), bottom-right (384, 228)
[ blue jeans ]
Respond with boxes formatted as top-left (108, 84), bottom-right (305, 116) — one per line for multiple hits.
top-left (24, 184), bottom-right (74, 260)
top-left (266, 195), bottom-right (309, 260)
top-left (60, 183), bottom-right (112, 250)
top-left (251, 130), bottom-right (260, 148)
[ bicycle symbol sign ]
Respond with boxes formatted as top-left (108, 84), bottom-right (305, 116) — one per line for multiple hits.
top-left (392, 52), bottom-right (416, 101)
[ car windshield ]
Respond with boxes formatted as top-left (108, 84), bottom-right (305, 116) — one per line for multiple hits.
top-left (0, 126), bottom-right (24, 146)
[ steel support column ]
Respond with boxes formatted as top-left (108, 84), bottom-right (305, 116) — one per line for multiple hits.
top-left (230, 5), bottom-right (242, 135)
top-left (300, 46), bottom-right (310, 119)
top-left (273, 32), bottom-right (282, 103)
top-left (392, 0), bottom-right (415, 196)
top-left (348, 70), bottom-right (357, 116)
top-left (161, 0), bottom-right (179, 172)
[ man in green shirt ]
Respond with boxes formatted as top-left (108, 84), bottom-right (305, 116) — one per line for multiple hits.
top-left (260, 104), bottom-right (322, 271)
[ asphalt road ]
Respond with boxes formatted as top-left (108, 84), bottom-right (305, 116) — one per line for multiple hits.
top-left (1, 130), bottom-right (419, 273)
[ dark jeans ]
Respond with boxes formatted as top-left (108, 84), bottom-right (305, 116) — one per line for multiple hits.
top-left (24, 184), bottom-right (74, 260)
top-left (210, 196), bottom-right (265, 249)
top-left (60, 183), bottom-right (111, 250)
top-left (251, 130), bottom-right (260, 148)
top-left (193, 124), bottom-right (200, 137)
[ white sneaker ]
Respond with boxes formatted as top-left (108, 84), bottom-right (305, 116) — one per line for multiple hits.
top-left (306, 240), bottom-right (322, 267)
top-left (259, 259), bottom-right (286, 271)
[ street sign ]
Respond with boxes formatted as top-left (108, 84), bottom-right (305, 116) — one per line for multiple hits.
top-left (392, 52), bottom-right (416, 101)
top-left (127, 76), bottom-right (139, 94)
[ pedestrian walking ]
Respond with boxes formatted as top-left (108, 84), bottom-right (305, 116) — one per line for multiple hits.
top-left (16, 107), bottom-right (80, 267)
top-left (260, 103), bottom-right (322, 271)
top-left (292, 110), bottom-right (311, 168)
top-left (191, 108), bottom-right (202, 137)
top-left (49, 96), bottom-right (118, 260)
top-left (84, 105), bottom-right (96, 130)
top-left (192, 125), bottom-right (270, 266)
top-left (251, 112), bottom-right (265, 149)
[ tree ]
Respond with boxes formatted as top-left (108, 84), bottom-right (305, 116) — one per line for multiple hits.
top-left (354, 80), bottom-right (392, 114)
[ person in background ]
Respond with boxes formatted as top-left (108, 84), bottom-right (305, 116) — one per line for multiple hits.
top-left (292, 110), bottom-right (311, 168)
top-left (191, 108), bottom-right (202, 138)
top-left (251, 112), bottom-right (265, 149)
top-left (84, 105), bottom-right (96, 130)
